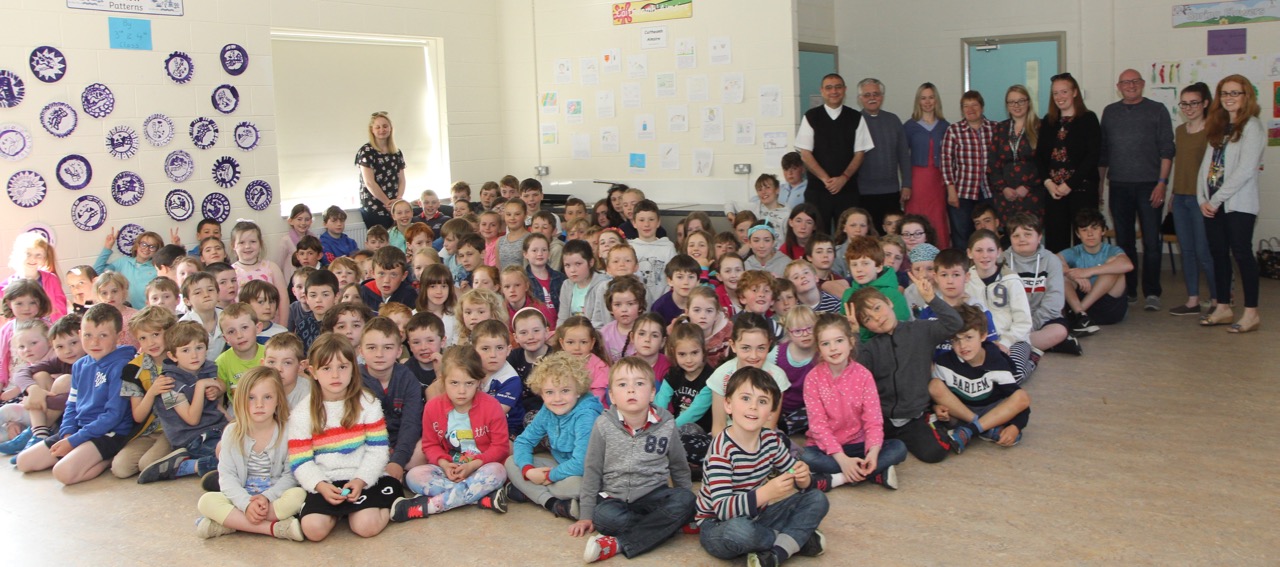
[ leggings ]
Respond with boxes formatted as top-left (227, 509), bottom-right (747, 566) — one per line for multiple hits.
top-left (197, 485), bottom-right (307, 523)
top-left (405, 462), bottom-right (507, 515)
top-left (1204, 210), bottom-right (1259, 308)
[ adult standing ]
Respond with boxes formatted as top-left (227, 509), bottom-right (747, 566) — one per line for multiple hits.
top-left (1099, 69), bottom-right (1175, 311)
top-left (903, 82), bottom-right (951, 248)
top-left (1168, 82), bottom-right (1217, 316)
top-left (1198, 75), bottom-right (1265, 334)
top-left (1037, 73), bottom-right (1100, 252)
top-left (987, 85), bottom-right (1044, 227)
top-left (941, 91), bottom-right (996, 248)
top-left (356, 111), bottom-right (407, 230)
top-left (796, 73), bottom-right (875, 232)
top-left (854, 78), bottom-right (912, 228)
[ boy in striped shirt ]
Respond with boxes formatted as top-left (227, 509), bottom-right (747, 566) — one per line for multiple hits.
top-left (696, 367), bottom-right (829, 566)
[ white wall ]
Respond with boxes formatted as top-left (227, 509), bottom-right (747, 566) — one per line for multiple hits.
top-left (0, 0), bottom-right (505, 281)
top-left (835, 0), bottom-right (1279, 238)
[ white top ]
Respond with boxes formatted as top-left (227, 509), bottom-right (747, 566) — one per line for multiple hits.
top-left (794, 105), bottom-right (876, 153)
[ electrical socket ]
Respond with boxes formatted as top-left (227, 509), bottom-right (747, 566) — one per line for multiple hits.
top-left (733, 163), bottom-right (751, 175)
top-left (535, 166), bottom-right (549, 176)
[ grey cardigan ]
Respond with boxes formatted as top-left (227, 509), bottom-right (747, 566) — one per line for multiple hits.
top-left (217, 422), bottom-right (298, 511)
top-left (557, 271), bottom-right (613, 329)
top-left (1197, 117), bottom-right (1264, 215)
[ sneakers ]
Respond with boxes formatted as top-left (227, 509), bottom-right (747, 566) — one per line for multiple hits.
top-left (981, 426), bottom-right (1024, 447)
top-left (0, 428), bottom-right (33, 455)
top-left (868, 465), bottom-right (899, 490)
top-left (271, 516), bottom-right (305, 541)
top-left (949, 426), bottom-right (973, 455)
top-left (194, 516), bottom-right (236, 539)
top-left (137, 448), bottom-right (189, 484)
top-left (549, 497), bottom-right (577, 520)
top-left (798, 529), bottom-right (826, 557)
top-left (505, 482), bottom-right (530, 504)
top-left (747, 550), bottom-right (780, 567)
top-left (811, 473), bottom-right (832, 493)
top-left (584, 534), bottom-right (620, 563)
top-left (390, 494), bottom-right (431, 522)
top-left (478, 487), bottom-right (509, 514)
top-left (1169, 304), bottom-right (1201, 316)
top-left (200, 470), bottom-right (220, 492)
top-left (1144, 295), bottom-right (1160, 311)
top-left (1048, 335), bottom-right (1083, 356)
top-left (1070, 312), bottom-right (1099, 337)
top-left (680, 522), bottom-right (701, 535)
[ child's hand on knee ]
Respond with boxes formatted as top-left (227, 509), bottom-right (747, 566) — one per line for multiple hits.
top-left (49, 438), bottom-right (71, 458)
top-left (246, 495), bottom-right (269, 523)
top-left (527, 467), bottom-right (551, 485)
top-left (568, 519), bottom-right (593, 537)
top-left (997, 425), bottom-right (1021, 447)
top-left (317, 482), bottom-right (345, 505)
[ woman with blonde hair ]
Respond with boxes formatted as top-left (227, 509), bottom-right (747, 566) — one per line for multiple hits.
top-left (987, 84), bottom-right (1045, 226)
top-left (356, 111), bottom-right (407, 229)
top-left (902, 82), bottom-right (951, 248)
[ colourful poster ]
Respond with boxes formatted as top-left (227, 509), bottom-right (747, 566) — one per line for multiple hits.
top-left (1274, 81), bottom-right (1280, 118)
top-left (613, 0), bottom-right (693, 26)
top-left (1172, 1), bottom-right (1280, 28)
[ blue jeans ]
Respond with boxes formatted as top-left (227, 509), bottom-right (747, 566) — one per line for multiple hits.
top-left (1108, 181), bottom-right (1163, 298)
top-left (798, 439), bottom-right (908, 479)
top-left (1170, 194), bottom-right (1217, 300)
top-left (699, 488), bottom-right (828, 560)
top-left (592, 486), bottom-right (695, 559)
top-left (947, 197), bottom-right (989, 249)
top-left (184, 427), bottom-right (222, 477)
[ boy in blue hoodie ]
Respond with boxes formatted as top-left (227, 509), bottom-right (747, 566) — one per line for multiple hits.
top-left (499, 352), bottom-right (604, 520)
top-left (16, 304), bottom-right (137, 485)
top-left (359, 317), bottom-right (425, 482)
top-left (319, 205), bottom-right (359, 263)
top-left (358, 246), bottom-right (419, 312)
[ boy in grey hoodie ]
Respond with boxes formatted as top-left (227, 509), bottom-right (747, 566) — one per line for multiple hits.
top-left (571, 357), bottom-right (695, 563)
top-left (1004, 213), bottom-right (1079, 355)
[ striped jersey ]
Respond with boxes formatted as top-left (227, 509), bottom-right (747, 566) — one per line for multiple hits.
top-left (696, 428), bottom-right (797, 522)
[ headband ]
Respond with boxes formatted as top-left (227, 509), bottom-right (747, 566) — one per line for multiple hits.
top-left (600, 227), bottom-right (627, 241)
top-left (747, 223), bottom-right (777, 239)
top-left (513, 306), bottom-right (548, 324)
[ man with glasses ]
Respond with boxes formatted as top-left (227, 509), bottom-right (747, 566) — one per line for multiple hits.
top-left (1099, 69), bottom-right (1175, 311)
top-left (854, 78), bottom-right (912, 228)
top-left (795, 73), bottom-right (875, 231)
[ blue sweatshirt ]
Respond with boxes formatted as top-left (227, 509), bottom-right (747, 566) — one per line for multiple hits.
top-left (358, 278), bottom-right (419, 313)
top-left (60, 345), bottom-right (138, 447)
top-left (320, 231), bottom-right (359, 263)
top-left (93, 249), bottom-right (156, 308)
top-left (512, 394), bottom-right (604, 482)
top-left (361, 362), bottom-right (425, 468)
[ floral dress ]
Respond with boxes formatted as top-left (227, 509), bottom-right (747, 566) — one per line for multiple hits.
top-left (355, 143), bottom-right (405, 226)
top-left (986, 118), bottom-right (1044, 226)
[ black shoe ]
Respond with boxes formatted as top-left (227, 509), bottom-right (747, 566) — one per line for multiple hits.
top-left (811, 473), bottom-right (832, 493)
top-left (1048, 335), bottom-right (1083, 355)
top-left (1070, 312), bottom-right (1099, 336)
top-left (798, 529), bottom-right (826, 557)
top-left (505, 482), bottom-right (531, 503)
top-left (390, 494), bottom-right (431, 522)
top-left (137, 448), bottom-right (188, 484)
top-left (748, 549), bottom-right (780, 567)
top-left (478, 486), bottom-right (509, 514)
top-left (549, 498), bottom-right (577, 520)
top-left (200, 470), bottom-right (220, 492)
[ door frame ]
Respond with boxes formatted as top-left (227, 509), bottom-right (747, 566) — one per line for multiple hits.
top-left (798, 43), bottom-right (839, 127)
top-left (961, 32), bottom-right (1066, 93)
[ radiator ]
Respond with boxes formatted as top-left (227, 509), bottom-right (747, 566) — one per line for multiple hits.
top-left (346, 222), bottom-right (367, 246)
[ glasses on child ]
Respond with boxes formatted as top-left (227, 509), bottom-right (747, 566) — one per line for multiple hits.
top-left (788, 326), bottom-right (813, 337)
top-left (901, 231), bottom-right (926, 239)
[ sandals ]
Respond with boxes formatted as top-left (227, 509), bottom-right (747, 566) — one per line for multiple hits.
top-left (1228, 320), bottom-right (1261, 334)
top-left (1200, 310), bottom-right (1233, 327)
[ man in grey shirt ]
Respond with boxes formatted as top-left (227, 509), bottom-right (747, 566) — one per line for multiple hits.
top-left (1099, 68), bottom-right (1175, 311)
top-left (855, 78), bottom-right (912, 228)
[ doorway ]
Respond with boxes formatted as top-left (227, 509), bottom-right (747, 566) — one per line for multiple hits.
top-left (963, 33), bottom-right (1064, 122)
top-left (799, 43), bottom-right (838, 122)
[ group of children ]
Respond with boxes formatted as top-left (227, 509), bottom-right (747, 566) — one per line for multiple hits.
top-left (0, 162), bottom-right (1139, 564)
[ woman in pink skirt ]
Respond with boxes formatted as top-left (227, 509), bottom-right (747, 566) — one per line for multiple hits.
top-left (902, 82), bottom-right (950, 248)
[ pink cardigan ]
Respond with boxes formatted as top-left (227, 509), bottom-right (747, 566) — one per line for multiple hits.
top-left (803, 360), bottom-right (885, 454)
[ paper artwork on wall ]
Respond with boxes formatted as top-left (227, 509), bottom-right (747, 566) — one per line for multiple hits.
top-left (190, 117), bottom-right (219, 149)
top-left (572, 134), bottom-right (591, 160)
top-left (759, 85), bottom-right (782, 117)
top-left (709, 37), bottom-right (731, 65)
top-left (165, 188), bottom-right (195, 221)
top-left (700, 105), bottom-right (724, 142)
top-left (56, 154), bottom-right (92, 190)
top-left (165, 51), bottom-right (194, 84)
top-left (0, 123), bottom-right (33, 161)
top-left (220, 44), bottom-right (248, 76)
top-left (233, 121), bottom-right (259, 151)
top-left (580, 57), bottom-right (599, 85)
top-left (164, 150), bottom-right (194, 183)
top-left (734, 118), bottom-right (755, 145)
top-left (116, 223), bottom-right (145, 255)
top-left (666, 105), bottom-right (689, 132)
top-left (143, 113), bottom-right (175, 146)
top-left (7, 171), bottom-right (46, 208)
top-left (555, 58), bottom-right (573, 84)
top-left (597, 91), bottom-right (616, 118)
top-left (602, 48), bottom-right (622, 73)
top-left (635, 114), bottom-right (656, 140)
top-left (40, 102), bottom-right (77, 138)
top-left (111, 171), bottom-right (145, 206)
top-left (212, 84), bottom-right (239, 114)
top-left (721, 73), bottom-right (744, 104)
top-left (676, 38), bottom-right (696, 69)
top-left (72, 194), bottom-right (107, 231)
top-left (202, 192), bottom-right (232, 223)
top-left (81, 83), bottom-right (115, 118)
top-left (600, 127), bottom-right (620, 153)
top-left (656, 72), bottom-right (676, 98)
top-left (566, 99), bottom-right (584, 124)
top-left (659, 144), bottom-right (679, 170)
top-left (627, 54), bottom-right (648, 79)
top-left (541, 92), bottom-right (559, 114)
top-left (687, 75), bottom-right (708, 102)
top-left (245, 180), bottom-right (272, 211)
top-left (692, 148), bottom-right (713, 176)
top-left (621, 83), bottom-right (642, 108)
top-left (541, 123), bottom-right (559, 145)
top-left (106, 125), bottom-right (139, 159)
top-left (212, 156), bottom-right (241, 188)
top-left (29, 46), bottom-right (66, 83)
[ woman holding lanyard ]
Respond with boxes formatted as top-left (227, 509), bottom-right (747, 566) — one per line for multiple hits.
top-left (1198, 75), bottom-right (1265, 334)
top-left (356, 111), bottom-right (406, 229)
top-left (903, 82), bottom-right (951, 248)
top-left (987, 85), bottom-right (1044, 227)
top-left (1036, 73), bottom-right (1100, 252)
top-left (1168, 82), bottom-right (1216, 316)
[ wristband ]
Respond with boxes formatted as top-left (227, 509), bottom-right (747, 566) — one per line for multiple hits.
top-left (1158, 178), bottom-right (1168, 184)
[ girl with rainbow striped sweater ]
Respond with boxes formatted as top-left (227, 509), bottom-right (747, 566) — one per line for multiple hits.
top-left (286, 333), bottom-right (399, 541)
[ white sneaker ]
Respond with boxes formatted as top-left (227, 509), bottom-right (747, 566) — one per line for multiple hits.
top-left (195, 516), bottom-right (236, 539)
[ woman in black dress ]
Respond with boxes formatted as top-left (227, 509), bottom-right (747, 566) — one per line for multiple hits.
top-left (356, 111), bottom-right (406, 229)
top-left (1036, 73), bottom-right (1101, 252)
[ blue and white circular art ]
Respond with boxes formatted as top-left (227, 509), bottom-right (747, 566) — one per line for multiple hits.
top-left (189, 117), bottom-right (219, 149)
top-left (81, 83), bottom-right (115, 118)
top-left (244, 180), bottom-right (272, 211)
top-left (164, 51), bottom-right (194, 84)
top-left (142, 113), bottom-right (174, 147)
top-left (211, 84), bottom-right (239, 114)
top-left (56, 154), bottom-right (92, 190)
top-left (29, 46), bottom-right (66, 83)
top-left (71, 194), bottom-right (107, 231)
top-left (106, 125), bottom-right (139, 160)
top-left (39, 102), bottom-right (78, 138)
top-left (23, 222), bottom-right (55, 246)
top-left (7, 171), bottom-right (46, 208)
top-left (164, 149), bottom-right (194, 183)
top-left (111, 171), bottom-right (145, 206)
top-left (202, 191), bottom-right (231, 223)
top-left (211, 156), bottom-right (241, 188)
top-left (0, 123), bottom-right (32, 161)
top-left (116, 223), bottom-right (146, 256)
top-left (165, 188), bottom-right (195, 221)
top-left (220, 44), bottom-right (248, 76)
top-left (233, 121), bottom-right (259, 151)
top-left (0, 71), bottom-right (25, 109)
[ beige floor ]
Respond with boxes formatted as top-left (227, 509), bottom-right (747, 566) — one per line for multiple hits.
top-left (3, 270), bottom-right (1278, 566)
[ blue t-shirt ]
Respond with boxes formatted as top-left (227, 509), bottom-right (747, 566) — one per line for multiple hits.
top-left (1060, 243), bottom-right (1124, 285)
top-left (571, 284), bottom-right (589, 316)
